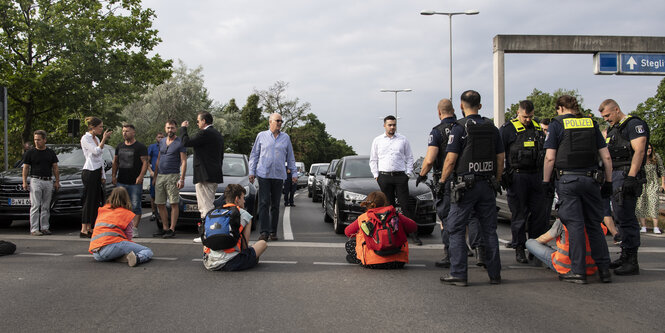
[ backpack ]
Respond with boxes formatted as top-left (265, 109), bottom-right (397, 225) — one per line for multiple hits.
top-left (0, 240), bottom-right (16, 256)
top-left (360, 208), bottom-right (405, 256)
top-left (201, 205), bottom-right (243, 251)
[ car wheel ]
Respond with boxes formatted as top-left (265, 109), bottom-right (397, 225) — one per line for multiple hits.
top-left (417, 225), bottom-right (435, 235)
top-left (333, 201), bottom-right (345, 234)
top-left (324, 201), bottom-right (333, 223)
top-left (0, 219), bottom-right (12, 228)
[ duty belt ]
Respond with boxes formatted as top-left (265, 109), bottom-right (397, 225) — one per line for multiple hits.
top-left (512, 168), bottom-right (538, 174)
top-left (613, 165), bottom-right (631, 172)
top-left (557, 170), bottom-right (594, 177)
top-left (456, 174), bottom-right (492, 183)
top-left (379, 171), bottom-right (405, 176)
top-left (30, 175), bottom-right (52, 180)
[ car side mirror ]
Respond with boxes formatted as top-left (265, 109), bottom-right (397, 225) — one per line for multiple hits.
top-left (326, 173), bottom-right (336, 180)
top-left (104, 161), bottom-right (112, 171)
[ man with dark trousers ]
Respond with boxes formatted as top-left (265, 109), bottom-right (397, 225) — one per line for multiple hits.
top-left (499, 100), bottom-right (547, 264)
top-left (370, 115), bottom-right (421, 245)
top-left (283, 166), bottom-right (296, 206)
top-left (181, 111), bottom-right (224, 242)
top-left (542, 95), bottom-right (613, 284)
top-left (599, 99), bottom-right (649, 275)
top-left (439, 90), bottom-right (504, 286)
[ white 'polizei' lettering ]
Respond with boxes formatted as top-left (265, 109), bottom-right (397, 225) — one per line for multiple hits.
top-left (468, 161), bottom-right (494, 172)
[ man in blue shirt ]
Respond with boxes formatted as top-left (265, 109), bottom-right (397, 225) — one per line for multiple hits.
top-left (249, 113), bottom-right (297, 241)
top-left (147, 132), bottom-right (163, 220)
top-left (153, 120), bottom-right (187, 238)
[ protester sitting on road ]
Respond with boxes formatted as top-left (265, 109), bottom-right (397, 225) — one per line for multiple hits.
top-left (203, 184), bottom-right (267, 271)
top-left (88, 187), bottom-right (153, 267)
top-left (525, 219), bottom-right (608, 279)
top-left (344, 191), bottom-right (417, 269)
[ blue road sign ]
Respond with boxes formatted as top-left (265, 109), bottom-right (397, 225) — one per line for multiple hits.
top-left (620, 53), bottom-right (665, 75)
top-left (594, 52), bottom-right (618, 74)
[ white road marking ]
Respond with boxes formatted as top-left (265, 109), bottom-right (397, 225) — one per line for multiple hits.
top-left (313, 262), bottom-right (355, 266)
top-left (282, 206), bottom-right (294, 241)
top-left (153, 257), bottom-right (178, 261)
top-left (642, 268), bottom-right (665, 272)
top-left (141, 212), bottom-right (152, 218)
top-left (507, 265), bottom-right (543, 269)
top-left (261, 260), bottom-right (298, 264)
top-left (74, 254), bottom-right (94, 258)
top-left (191, 259), bottom-right (203, 262)
top-left (19, 252), bottom-right (62, 256)
top-left (405, 264), bottom-right (427, 267)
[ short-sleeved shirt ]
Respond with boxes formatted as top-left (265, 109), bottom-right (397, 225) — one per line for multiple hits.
top-left (428, 117), bottom-right (457, 148)
top-left (203, 208), bottom-right (252, 271)
top-left (157, 137), bottom-right (186, 175)
top-left (446, 115), bottom-right (504, 155)
top-left (147, 143), bottom-right (159, 171)
top-left (23, 148), bottom-right (58, 177)
top-left (115, 141), bottom-right (148, 184)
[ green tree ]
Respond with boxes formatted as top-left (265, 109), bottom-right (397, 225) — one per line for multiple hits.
top-left (288, 113), bottom-right (355, 168)
top-left (0, 0), bottom-right (171, 167)
top-left (505, 88), bottom-right (598, 123)
top-left (255, 81), bottom-right (310, 132)
top-left (632, 77), bottom-right (665, 157)
top-left (226, 94), bottom-right (266, 155)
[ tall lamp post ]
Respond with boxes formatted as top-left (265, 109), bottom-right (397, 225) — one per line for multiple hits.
top-left (379, 88), bottom-right (412, 120)
top-left (420, 9), bottom-right (479, 99)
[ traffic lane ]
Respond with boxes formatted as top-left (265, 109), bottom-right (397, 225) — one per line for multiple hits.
top-left (2, 241), bottom-right (664, 332)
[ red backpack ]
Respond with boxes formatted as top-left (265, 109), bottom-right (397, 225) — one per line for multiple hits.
top-left (360, 207), bottom-right (406, 256)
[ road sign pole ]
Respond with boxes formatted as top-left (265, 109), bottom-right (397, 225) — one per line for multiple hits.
top-left (2, 87), bottom-right (7, 171)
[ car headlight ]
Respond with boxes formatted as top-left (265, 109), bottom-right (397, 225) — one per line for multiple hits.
top-left (60, 180), bottom-right (83, 188)
top-left (416, 191), bottom-right (433, 201)
top-left (344, 191), bottom-right (367, 202)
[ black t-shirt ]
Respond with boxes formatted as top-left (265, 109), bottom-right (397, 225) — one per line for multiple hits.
top-left (23, 148), bottom-right (59, 177)
top-left (115, 141), bottom-right (148, 184)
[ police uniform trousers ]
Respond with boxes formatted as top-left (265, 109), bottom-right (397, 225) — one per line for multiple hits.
top-left (446, 180), bottom-right (501, 280)
top-left (556, 174), bottom-right (611, 274)
top-left (506, 172), bottom-right (548, 247)
top-left (611, 170), bottom-right (641, 252)
top-left (436, 178), bottom-right (483, 249)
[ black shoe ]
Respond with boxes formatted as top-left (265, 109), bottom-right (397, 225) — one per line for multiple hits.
top-left (489, 276), bottom-right (502, 285)
top-left (598, 268), bottom-right (612, 283)
top-left (505, 243), bottom-right (514, 249)
top-left (411, 234), bottom-right (423, 246)
top-left (162, 229), bottom-right (175, 239)
top-left (80, 232), bottom-right (90, 238)
top-left (269, 233), bottom-right (279, 241)
top-left (440, 275), bottom-right (468, 286)
top-left (153, 229), bottom-right (166, 237)
top-left (609, 249), bottom-right (626, 269)
top-left (515, 246), bottom-right (528, 264)
top-left (558, 272), bottom-right (587, 284)
top-left (150, 214), bottom-right (156, 221)
top-left (528, 252), bottom-right (534, 261)
top-left (290, 203), bottom-right (296, 207)
top-left (258, 234), bottom-right (269, 241)
top-left (346, 254), bottom-right (361, 264)
top-left (614, 252), bottom-right (640, 276)
top-left (475, 247), bottom-right (486, 268)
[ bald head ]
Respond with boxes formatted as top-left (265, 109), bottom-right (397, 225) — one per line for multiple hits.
top-left (269, 113), bottom-right (283, 133)
top-left (437, 99), bottom-right (454, 119)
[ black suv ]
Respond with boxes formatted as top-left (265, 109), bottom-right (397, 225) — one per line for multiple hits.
top-left (0, 144), bottom-right (115, 227)
top-left (322, 155), bottom-right (436, 234)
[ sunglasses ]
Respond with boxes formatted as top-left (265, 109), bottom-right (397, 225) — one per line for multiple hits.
top-left (274, 119), bottom-right (283, 123)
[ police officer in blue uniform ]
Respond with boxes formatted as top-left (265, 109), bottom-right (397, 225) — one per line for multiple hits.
top-left (599, 99), bottom-right (649, 275)
top-left (439, 90), bottom-right (504, 286)
top-left (499, 100), bottom-right (547, 264)
top-left (542, 95), bottom-right (613, 284)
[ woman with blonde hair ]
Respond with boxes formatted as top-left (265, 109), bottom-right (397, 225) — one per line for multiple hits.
top-left (88, 187), bottom-right (153, 266)
top-left (80, 116), bottom-right (112, 238)
top-left (636, 144), bottom-right (665, 234)
top-left (344, 191), bottom-right (417, 269)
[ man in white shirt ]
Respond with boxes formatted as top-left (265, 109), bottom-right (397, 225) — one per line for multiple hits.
top-left (369, 115), bottom-right (420, 245)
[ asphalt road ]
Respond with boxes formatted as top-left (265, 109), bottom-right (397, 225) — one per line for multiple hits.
top-left (2, 188), bottom-right (665, 332)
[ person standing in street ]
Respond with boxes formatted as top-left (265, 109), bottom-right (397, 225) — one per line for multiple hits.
top-left (249, 113), bottom-right (297, 241)
top-left (636, 144), bottom-right (664, 234)
top-left (370, 115), bottom-right (421, 245)
top-left (600, 99), bottom-right (649, 275)
top-left (499, 100), bottom-right (547, 264)
top-left (542, 95), bottom-right (613, 284)
top-left (439, 90), bottom-right (504, 286)
top-left (80, 116), bottom-right (112, 238)
top-left (283, 166), bottom-right (296, 207)
top-left (147, 132), bottom-right (164, 221)
top-left (181, 111), bottom-right (224, 242)
top-left (111, 124), bottom-right (149, 237)
top-left (22, 130), bottom-right (59, 236)
top-left (152, 120), bottom-right (187, 238)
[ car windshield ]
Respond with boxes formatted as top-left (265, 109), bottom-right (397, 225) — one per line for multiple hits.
top-left (342, 159), bottom-right (373, 179)
top-left (52, 145), bottom-right (112, 167)
top-left (186, 155), bottom-right (247, 177)
top-left (317, 164), bottom-right (329, 175)
top-left (310, 165), bottom-right (319, 175)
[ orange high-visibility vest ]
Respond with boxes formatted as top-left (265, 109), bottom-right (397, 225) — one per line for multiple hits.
top-left (88, 204), bottom-right (135, 253)
top-left (550, 224), bottom-right (607, 275)
top-left (354, 212), bottom-right (408, 265)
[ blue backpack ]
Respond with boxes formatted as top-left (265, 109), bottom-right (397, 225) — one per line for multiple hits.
top-left (201, 205), bottom-right (243, 251)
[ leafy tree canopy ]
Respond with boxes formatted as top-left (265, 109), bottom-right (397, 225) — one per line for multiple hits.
top-left (505, 88), bottom-right (603, 126)
top-left (632, 77), bottom-right (665, 157)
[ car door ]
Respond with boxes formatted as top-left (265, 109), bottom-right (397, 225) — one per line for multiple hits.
top-left (326, 158), bottom-right (344, 217)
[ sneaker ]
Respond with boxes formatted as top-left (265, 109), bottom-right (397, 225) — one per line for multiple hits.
top-left (153, 229), bottom-right (166, 237)
top-left (163, 229), bottom-right (175, 238)
top-left (127, 251), bottom-right (138, 267)
top-left (40, 229), bottom-right (52, 235)
top-left (193, 237), bottom-right (202, 243)
top-left (132, 227), bottom-right (140, 238)
top-left (654, 227), bottom-right (662, 234)
top-left (150, 213), bottom-right (156, 221)
top-left (640, 227), bottom-right (647, 233)
top-left (31, 231), bottom-right (43, 236)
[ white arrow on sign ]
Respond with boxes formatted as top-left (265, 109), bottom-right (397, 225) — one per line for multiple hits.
top-left (626, 56), bottom-right (637, 70)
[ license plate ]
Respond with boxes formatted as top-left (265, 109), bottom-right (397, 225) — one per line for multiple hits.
top-left (9, 198), bottom-right (31, 206)
top-left (184, 204), bottom-right (198, 212)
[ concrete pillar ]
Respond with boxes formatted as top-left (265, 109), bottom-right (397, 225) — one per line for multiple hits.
top-left (493, 50), bottom-right (505, 127)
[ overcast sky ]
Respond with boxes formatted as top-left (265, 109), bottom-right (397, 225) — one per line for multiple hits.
top-left (142, 0), bottom-right (665, 158)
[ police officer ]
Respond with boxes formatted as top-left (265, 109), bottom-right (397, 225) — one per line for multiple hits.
top-left (542, 95), bottom-right (613, 284)
top-left (439, 90), bottom-right (504, 286)
top-left (599, 99), bottom-right (649, 275)
top-left (499, 100), bottom-right (547, 264)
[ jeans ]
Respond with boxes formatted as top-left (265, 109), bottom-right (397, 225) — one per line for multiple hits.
top-left (258, 177), bottom-right (283, 235)
top-left (92, 241), bottom-right (153, 263)
top-left (525, 239), bottom-right (555, 270)
top-left (117, 183), bottom-right (142, 215)
top-left (29, 178), bottom-right (53, 233)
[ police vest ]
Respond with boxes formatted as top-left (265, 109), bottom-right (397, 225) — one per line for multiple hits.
top-left (606, 115), bottom-right (648, 169)
top-left (455, 117), bottom-right (496, 177)
top-left (88, 204), bottom-right (135, 253)
top-left (508, 119), bottom-right (544, 171)
top-left (553, 115), bottom-right (598, 170)
top-left (432, 120), bottom-right (456, 175)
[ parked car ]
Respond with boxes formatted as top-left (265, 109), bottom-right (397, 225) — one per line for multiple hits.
top-left (321, 159), bottom-right (340, 208)
top-left (307, 163), bottom-right (329, 201)
top-left (0, 144), bottom-right (115, 228)
top-left (295, 161), bottom-right (307, 188)
top-left (168, 153), bottom-right (257, 227)
top-left (323, 155), bottom-right (436, 235)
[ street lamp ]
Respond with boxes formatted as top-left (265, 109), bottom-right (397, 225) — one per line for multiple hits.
top-left (420, 9), bottom-right (479, 99)
top-left (379, 89), bottom-right (412, 120)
